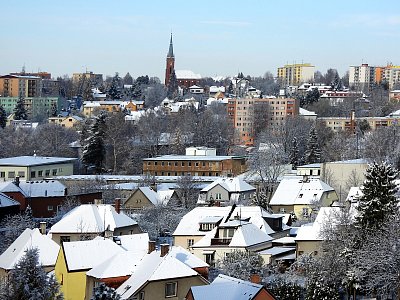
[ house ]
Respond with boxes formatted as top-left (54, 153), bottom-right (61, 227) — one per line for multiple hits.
top-left (173, 206), bottom-right (289, 254)
top-left (55, 238), bottom-right (125, 300)
top-left (48, 115), bottom-right (83, 128)
top-left (0, 155), bottom-right (76, 181)
top-left (295, 206), bottom-right (344, 257)
top-left (0, 228), bottom-right (59, 279)
top-left (143, 147), bottom-right (247, 177)
top-left (123, 187), bottom-right (165, 210)
top-left (116, 244), bottom-right (208, 300)
top-left (191, 219), bottom-right (274, 266)
top-left (0, 192), bottom-right (20, 220)
top-left (186, 274), bottom-right (277, 300)
top-left (197, 177), bottom-right (256, 206)
top-left (48, 202), bottom-right (141, 245)
top-left (269, 175), bottom-right (338, 220)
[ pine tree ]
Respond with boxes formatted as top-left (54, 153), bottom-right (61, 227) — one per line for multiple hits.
top-left (0, 105), bottom-right (7, 128)
top-left (227, 81), bottom-right (234, 95)
top-left (304, 126), bottom-right (321, 164)
top-left (82, 112), bottom-right (107, 174)
top-left (14, 95), bottom-right (28, 120)
top-left (123, 72), bottom-right (133, 85)
top-left (130, 81), bottom-right (142, 99)
top-left (107, 73), bottom-right (122, 100)
top-left (355, 161), bottom-right (398, 230)
top-left (91, 283), bottom-right (120, 300)
top-left (167, 70), bottom-right (178, 99)
top-left (7, 248), bottom-right (63, 300)
top-left (289, 136), bottom-right (300, 169)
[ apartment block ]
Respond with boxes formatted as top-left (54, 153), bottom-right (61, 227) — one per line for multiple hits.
top-left (277, 63), bottom-right (315, 86)
top-left (72, 71), bottom-right (103, 85)
top-left (0, 75), bottom-right (42, 98)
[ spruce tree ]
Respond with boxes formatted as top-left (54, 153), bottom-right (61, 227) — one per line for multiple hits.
top-left (0, 104), bottom-right (7, 128)
top-left (91, 283), bottom-right (120, 300)
top-left (82, 112), bottom-right (107, 174)
top-left (107, 73), bottom-right (122, 100)
top-left (7, 248), bottom-right (63, 300)
top-left (289, 136), bottom-right (300, 169)
top-left (304, 126), bottom-right (321, 164)
top-left (355, 161), bottom-right (398, 230)
top-left (14, 95), bottom-right (28, 120)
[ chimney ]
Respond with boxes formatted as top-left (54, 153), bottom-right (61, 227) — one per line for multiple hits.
top-left (39, 222), bottom-right (46, 235)
top-left (160, 243), bottom-right (169, 257)
top-left (114, 198), bottom-right (121, 214)
top-left (15, 176), bottom-right (20, 187)
top-left (249, 273), bottom-right (261, 284)
top-left (148, 241), bottom-right (156, 254)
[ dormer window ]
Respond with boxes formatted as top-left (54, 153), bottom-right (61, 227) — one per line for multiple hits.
top-left (298, 193), bottom-right (303, 198)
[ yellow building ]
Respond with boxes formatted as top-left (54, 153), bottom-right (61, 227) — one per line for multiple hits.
top-left (0, 156), bottom-right (76, 181)
top-left (55, 239), bottom-right (125, 300)
top-left (48, 115), bottom-right (83, 128)
top-left (83, 101), bottom-right (125, 117)
top-left (72, 71), bottom-right (103, 84)
top-left (0, 74), bottom-right (42, 97)
top-left (277, 63), bottom-right (315, 86)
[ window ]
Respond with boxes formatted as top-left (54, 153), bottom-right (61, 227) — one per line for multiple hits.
top-left (45, 170), bottom-right (50, 177)
top-left (188, 162), bottom-right (192, 167)
top-left (48, 205), bottom-right (54, 211)
top-left (59, 167), bottom-right (63, 172)
top-left (138, 291), bottom-right (145, 300)
top-left (302, 207), bottom-right (309, 217)
top-left (215, 193), bottom-right (222, 200)
top-left (30, 171), bottom-right (36, 178)
top-left (298, 193), bottom-right (303, 198)
top-left (52, 169), bottom-right (57, 176)
top-left (298, 251), bottom-right (304, 256)
top-left (8, 171), bottom-right (15, 178)
top-left (38, 170), bottom-right (43, 177)
top-left (60, 236), bottom-right (70, 243)
top-left (165, 282), bottom-right (177, 297)
top-left (0, 172), bottom-right (5, 178)
top-left (17, 171), bottom-right (25, 178)
top-left (187, 239), bottom-right (194, 248)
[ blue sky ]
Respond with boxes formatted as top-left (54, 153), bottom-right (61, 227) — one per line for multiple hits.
top-left (2, 0), bottom-right (400, 80)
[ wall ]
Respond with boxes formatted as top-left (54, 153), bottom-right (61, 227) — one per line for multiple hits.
top-left (296, 240), bottom-right (322, 257)
top-left (124, 189), bottom-right (154, 210)
top-left (174, 235), bottom-right (204, 250)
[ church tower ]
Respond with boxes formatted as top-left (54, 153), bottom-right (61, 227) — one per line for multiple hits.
top-left (165, 33), bottom-right (175, 86)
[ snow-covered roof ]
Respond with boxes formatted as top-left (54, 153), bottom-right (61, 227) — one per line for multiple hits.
top-left (175, 70), bottom-right (201, 79)
top-left (143, 155), bottom-right (242, 161)
top-left (173, 206), bottom-right (278, 237)
top-left (0, 156), bottom-right (76, 166)
top-left (138, 187), bottom-right (161, 205)
top-left (49, 204), bottom-right (137, 234)
top-left (299, 107), bottom-right (317, 116)
top-left (346, 187), bottom-right (362, 203)
top-left (200, 177), bottom-right (256, 193)
top-left (270, 176), bottom-right (335, 206)
top-left (257, 246), bottom-right (295, 256)
top-left (189, 274), bottom-right (264, 300)
top-left (0, 181), bottom-right (23, 193)
top-left (19, 180), bottom-right (66, 197)
top-left (117, 233), bottom-right (149, 252)
top-left (209, 86), bottom-right (226, 93)
top-left (327, 158), bottom-right (368, 164)
top-left (229, 223), bottom-right (273, 247)
top-left (62, 238), bottom-right (125, 271)
top-left (0, 228), bottom-right (59, 270)
top-left (117, 248), bottom-right (202, 299)
top-left (0, 192), bottom-right (20, 208)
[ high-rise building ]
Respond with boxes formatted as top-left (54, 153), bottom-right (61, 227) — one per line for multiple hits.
top-left (0, 74), bottom-right (42, 98)
top-left (277, 63), bottom-right (315, 86)
top-left (72, 71), bottom-right (103, 85)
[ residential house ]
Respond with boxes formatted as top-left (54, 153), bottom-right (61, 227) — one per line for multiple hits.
top-left (173, 206), bottom-right (289, 255)
top-left (186, 274), bottom-right (276, 300)
top-left (48, 203), bottom-right (141, 245)
top-left (143, 147), bottom-right (247, 177)
top-left (0, 192), bottom-right (20, 220)
top-left (55, 238), bottom-right (124, 300)
top-left (0, 228), bottom-right (59, 279)
top-left (48, 115), bottom-right (83, 128)
top-left (269, 175), bottom-right (338, 220)
top-left (197, 177), bottom-right (256, 206)
top-left (123, 187), bottom-right (165, 210)
top-left (0, 155), bottom-right (76, 181)
top-left (116, 244), bottom-right (208, 300)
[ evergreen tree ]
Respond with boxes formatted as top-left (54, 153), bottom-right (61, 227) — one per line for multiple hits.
top-left (107, 73), bottom-right (122, 100)
top-left (91, 283), bottom-right (120, 300)
top-left (304, 88), bottom-right (320, 106)
top-left (289, 136), bottom-right (300, 169)
top-left (123, 72), bottom-right (133, 85)
top-left (0, 105), bottom-right (7, 128)
top-left (227, 81), bottom-right (234, 95)
top-left (82, 112), bottom-right (107, 174)
top-left (304, 126), bottom-right (321, 164)
top-left (355, 161), bottom-right (398, 230)
top-left (50, 102), bottom-right (58, 117)
top-left (305, 277), bottom-right (340, 300)
top-left (6, 248), bottom-right (63, 300)
top-left (129, 81), bottom-right (142, 99)
top-left (167, 70), bottom-right (178, 99)
top-left (14, 95), bottom-right (28, 120)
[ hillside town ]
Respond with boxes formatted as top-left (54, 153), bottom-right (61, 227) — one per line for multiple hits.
top-left (1, 7), bottom-right (400, 300)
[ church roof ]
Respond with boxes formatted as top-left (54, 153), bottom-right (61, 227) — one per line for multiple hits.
top-left (167, 33), bottom-right (174, 58)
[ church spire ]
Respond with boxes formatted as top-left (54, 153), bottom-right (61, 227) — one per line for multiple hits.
top-left (167, 33), bottom-right (174, 58)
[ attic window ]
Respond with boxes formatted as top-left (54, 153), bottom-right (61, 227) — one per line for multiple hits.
top-left (298, 194), bottom-right (303, 198)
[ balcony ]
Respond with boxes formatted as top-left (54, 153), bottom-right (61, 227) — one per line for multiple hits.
top-left (210, 238), bottom-right (231, 246)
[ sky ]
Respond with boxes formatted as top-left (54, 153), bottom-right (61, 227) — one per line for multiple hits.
top-left (2, 0), bottom-right (400, 80)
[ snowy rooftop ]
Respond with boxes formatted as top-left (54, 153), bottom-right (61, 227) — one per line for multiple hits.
top-left (175, 70), bottom-right (202, 79)
top-left (327, 158), bottom-right (368, 164)
top-left (189, 274), bottom-right (264, 300)
top-left (117, 248), bottom-right (203, 299)
top-left (0, 228), bottom-right (59, 270)
top-left (0, 192), bottom-right (20, 208)
top-left (174, 206), bottom-right (279, 237)
top-left (19, 180), bottom-right (66, 197)
top-left (0, 156), bottom-right (76, 166)
top-left (0, 181), bottom-right (23, 193)
top-left (299, 107), bottom-right (317, 116)
top-left (62, 238), bottom-right (124, 271)
top-left (49, 204), bottom-right (137, 234)
top-left (200, 177), bottom-right (256, 193)
top-left (143, 155), bottom-right (243, 161)
top-left (270, 176), bottom-right (335, 206)
top-left (257, 246), bottom-right (296, 256)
